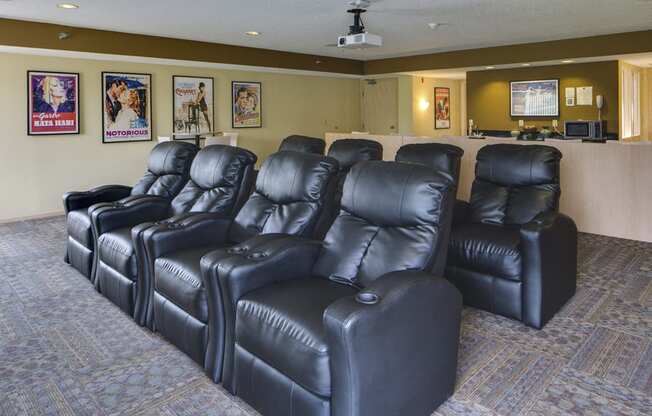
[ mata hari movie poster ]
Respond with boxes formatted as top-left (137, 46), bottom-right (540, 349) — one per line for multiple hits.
top-left (232, 81), bottom-right (261, 128)
top-left (173, 76), bottom-right (214, 134)
top-left (102, 72), bottom-right (152, 143)
top-left (28, 71), bottom-right (79, 135)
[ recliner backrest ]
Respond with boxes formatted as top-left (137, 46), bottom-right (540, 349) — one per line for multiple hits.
top-left (170, 145), bottom-right (257, 215)
top-left (395, 143), bottom-right (464, 275)
top-left (228, 151), bottom-right (339, 242)
top-left (313, 138), bottom-right (384, 238)
top-left (396, 143), bottom-right (464, 187)
top-left (327, 139), bottom-right (383, 171)
top-left (131, 141), bottom-right (198, 198)
top-left (278, 135), bottom-right (325, 154)
top-left (313, 161), bottom-right (455, 287)
top-left (469, 144), bottom-right (561, 225)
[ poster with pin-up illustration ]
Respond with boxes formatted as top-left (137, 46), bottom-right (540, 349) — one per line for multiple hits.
top-left (28, 71), bottom-right (79, 135)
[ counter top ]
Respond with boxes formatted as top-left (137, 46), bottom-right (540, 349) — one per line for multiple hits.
top-left (325, 132), bottom-right (652, 242)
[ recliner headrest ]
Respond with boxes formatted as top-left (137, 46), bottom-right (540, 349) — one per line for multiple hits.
top-left (147, 141), bottom-right (198, 176)
top-left (327, 139), bottom-right (383, 170)
top-left (396, 143), bottom-right (463, 182)
top-left (341, 161), bottom-right (454, 227)
top-left (278, 135), bottom-right (326, 155)
top-left (476, 144), bottom-right (561, 186)
top-left (190, 145), bottom-right (257, 189)
top-left (256, 151), bottom-right (338, 203)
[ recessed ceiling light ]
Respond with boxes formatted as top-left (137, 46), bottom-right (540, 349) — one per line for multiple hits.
top-left (57, 3), bottom-right (79, 9)
top-left (486, 66), bottom-right (495, 69)
top-left (244, 31), bottom-right (261, 37)
top-left (562, 60), bottom-right (574, 63)
top-left (427, 22), bottom-right (448, 30)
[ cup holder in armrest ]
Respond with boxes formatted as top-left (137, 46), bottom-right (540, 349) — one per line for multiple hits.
top-left (355, 292), bottom-right (379, 305)
top-left (247, 251), bottom-right (268, 260)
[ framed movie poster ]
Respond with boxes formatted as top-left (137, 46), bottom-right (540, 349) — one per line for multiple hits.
top-left (232, 81), bottom-right (262, 128)
top-left (510, 79), bottom-right (559, 117)
top-left (434, 87), bottom-right (451, 129)
top-left (102, 72), bottom-right (152, 143)
top-left (173, 76), bottom-right (214, 134)
top-left (27, 71), bottom-right (79, 135)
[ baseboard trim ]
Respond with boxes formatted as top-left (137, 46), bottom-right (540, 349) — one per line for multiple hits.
top-left (0, 210), bottom-right (65, 224)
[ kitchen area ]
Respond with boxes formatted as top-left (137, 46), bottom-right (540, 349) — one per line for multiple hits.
top-left (326, 57), bottom-right (652, 242)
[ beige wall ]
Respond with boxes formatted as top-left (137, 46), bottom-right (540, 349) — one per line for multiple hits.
top-left (360, 77), bottom-right (398, 134)
top-left (0, 51), bottom-right (361, 222)
top-left (412, 77), bottom-right (463, 137)
top-left (643, 68), bottom-right (652, 140)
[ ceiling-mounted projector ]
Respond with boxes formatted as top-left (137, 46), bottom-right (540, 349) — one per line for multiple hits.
top-left (338, 32), bottom-right (382, 48)
top-left (337, 7), bottom-right (382, 48)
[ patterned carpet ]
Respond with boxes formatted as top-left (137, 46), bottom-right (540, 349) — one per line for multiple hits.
top-left (0, 217), bottom-right (650, 416)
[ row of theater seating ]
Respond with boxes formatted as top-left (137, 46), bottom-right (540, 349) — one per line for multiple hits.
top-left (63, 135), bottom-right (577, 416)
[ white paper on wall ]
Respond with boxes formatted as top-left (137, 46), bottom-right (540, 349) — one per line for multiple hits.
top-left (565, 87), bottom-right (576, 107)
top-left (577, 87), bottom-right (593, 106)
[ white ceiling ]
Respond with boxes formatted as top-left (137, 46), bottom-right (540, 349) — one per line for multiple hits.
top-left (1, 0), bottom-right (652, 61)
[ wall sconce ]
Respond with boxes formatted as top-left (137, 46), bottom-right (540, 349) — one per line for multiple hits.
top-left (419, 98), bottom-right (430, 111)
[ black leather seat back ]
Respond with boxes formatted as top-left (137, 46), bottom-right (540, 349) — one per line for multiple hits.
top-left (396, 143), bottom-right (463, 186)
top-left (228, 151), bottom-right (338, 243)
top-left (314, 139), bottom-right (384, 238)
top-left (327, 139), bottom-right (383, 170)
top-left (131, 141), bottom-right (198, 198)
top-left (313, 161), bottom-right (455, 287)
top-left (469, 144), bottom-right (561, 225)
top-left (278, 135), bottom-right (325, 154)
top-left (170, 145), bottom-right (257, 215)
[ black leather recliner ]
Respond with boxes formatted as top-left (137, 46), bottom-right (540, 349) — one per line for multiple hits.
top-left (278, 135), bottom-right (326, 154)
top-left (396, 142), bottom-right (464, 187)
top-left (446, 144), bottom-right (577, 329)
top-left (63, 141), bottom-right (197, 279)
top-left (314, 138), bottom-right (383, 237)
top-left (327, 138), bottom-right (383, 200)
top-left (138, 151), bottom-right (339, 367)
top-left (90, 145), bottom-right (257, 319)
top-left (201, 161), bottom-right (462, 416)
top-left (395, 142), bottom-right (464, 275)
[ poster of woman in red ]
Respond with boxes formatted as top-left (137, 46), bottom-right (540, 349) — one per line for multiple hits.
top-left (27, 71), bottom-right (80, 135)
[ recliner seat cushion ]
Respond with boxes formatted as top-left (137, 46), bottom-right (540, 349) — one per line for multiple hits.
top-left (236, 278), bottom-right (356, 398)
top-left (155, 245), bottom-right (225, 323)
top-left (97, 227), bottom-right (137, 279)
top-left (67, 209), bottom-right (92, 246)
top-left (448, 223), bottom-right (522, 281)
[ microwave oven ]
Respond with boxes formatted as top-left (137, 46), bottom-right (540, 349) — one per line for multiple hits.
top-left (564, 120), bottom-right (604, 140)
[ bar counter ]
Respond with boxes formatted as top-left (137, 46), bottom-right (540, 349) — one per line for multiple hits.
top-left (325, 132), bottom-right (652, 242)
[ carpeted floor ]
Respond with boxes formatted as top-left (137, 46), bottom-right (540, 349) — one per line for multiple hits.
top-left (0, 217), bottom-right (650, 416)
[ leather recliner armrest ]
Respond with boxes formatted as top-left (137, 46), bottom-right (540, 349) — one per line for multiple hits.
top-left (89, 195), bottom-right (170, 237)
top-left (452, 199), bottom-right (470, 225)
top-left (200, 234), bottom-right (323, 387)
top-left (323, 270), bottom-right (462, 416)
top-left (131, 212), bottom-right (234, 327)
top-left (63, 184), bottom-right (132, 213)
top-left (520, 211), bottom-right (578, 329)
